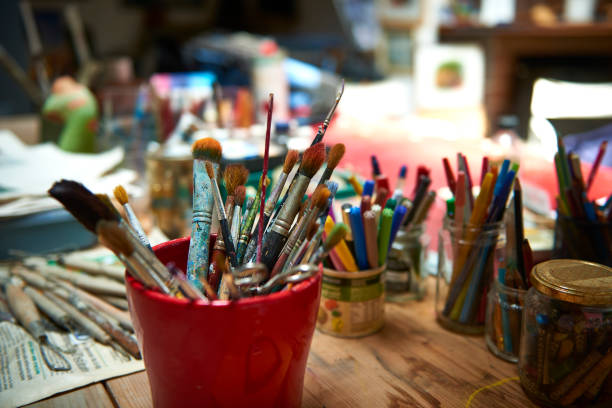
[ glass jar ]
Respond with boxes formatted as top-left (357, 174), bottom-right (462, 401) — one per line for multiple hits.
top-left (385, 225), bottom-right (429, 302)
top-left (485, 279), bottom-right (526, 363)
top-left (553, 212), bottom-right (612, 267)
top-left (436, 216), bottom-right (506, 334)
top-left (518, 260), bottom-right (612, 407)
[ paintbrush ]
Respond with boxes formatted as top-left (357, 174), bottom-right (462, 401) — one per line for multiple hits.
top-left (26, 257), bottom-right (126, 297)
top-left (247, 149), bottom-right (300, 245)
top-left (22, 286), bottom-right (76, 332)
top-left (271, 186), bottom-right (330, 277)
top-left (215, 252), bottom-right (240, 300)
top-left (232, 185), bottom-right (246, 244)
top-left (311, 79), bottom-right (345, 145)
top-left (65, 292), bottom-right (141, 359)
top-left (97, 220), bottom-right (170, 294)
top-left (113, 185), bottom-right (151, 250)
top-left (236, 175), bottom-right (268, 263)
top-left (260, 142), bottom-right (326, 269)
top-left (286, 218), bottom-right (319, 270)
top-left (187, 137), bottom-right (222, 286)
top-left (206, 161), bottom-right (238, 268)
top-left (51, 279), bottom-right (133, 332)
top-left (166, 262), bottom-right (207, 301)
top-left (48, 180), bottom-right (116, 232)
top-left (257, 93), bottom-right (274, 263)
top-left (310, 223), bottom-right (348, 264)
top-left (56, 254), bottom-right (124, 282)
top-left (208, 165), bottom-right (249, 289)
top-left (318, 143), bottom-right (345, 186)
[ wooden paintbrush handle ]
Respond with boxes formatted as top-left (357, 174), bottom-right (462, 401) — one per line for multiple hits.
top-left (23, 287), bottom-right (71, 330)
top-left (36, 263), bottom-right (126, 296)
top-left (6, 282), bottom-right (42, 336)
top-left (60, 256), bottom-right (125, 281)
top-left (45, 292), bottom-right (111, 344)
top-left (79, 306), bottom-right (141, 359)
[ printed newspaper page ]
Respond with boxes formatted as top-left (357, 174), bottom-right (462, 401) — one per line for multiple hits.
top-left (0, 322), bottom-right (144, 407)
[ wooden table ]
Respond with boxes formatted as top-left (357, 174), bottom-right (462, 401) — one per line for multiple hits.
top-left (24, 278), bottom-right (538, 408)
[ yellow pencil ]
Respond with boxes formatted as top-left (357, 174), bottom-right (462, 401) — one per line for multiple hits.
top-left (325, 217), bottom-right (358, 272)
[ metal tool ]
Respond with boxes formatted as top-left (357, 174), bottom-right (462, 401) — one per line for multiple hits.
top-left (249, 264), bottom-right (318, 296)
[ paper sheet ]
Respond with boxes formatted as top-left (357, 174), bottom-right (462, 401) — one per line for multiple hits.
top-left (0, 130), bottom-right (128, 200)
top-left (0, 322), bottom-right (144, 407)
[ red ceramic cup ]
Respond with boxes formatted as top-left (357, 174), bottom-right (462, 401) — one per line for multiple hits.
top-left (125, 237), bottom-right (322, 408)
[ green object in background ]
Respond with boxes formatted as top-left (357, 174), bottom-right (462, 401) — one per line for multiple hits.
top-left (42, 77), bottom-right (98, 153)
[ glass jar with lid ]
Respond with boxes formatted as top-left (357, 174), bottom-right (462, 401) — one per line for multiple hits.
top-left (518, 260), bottom-right (612, 407)
top-left (385, 225), bottom-right (429, 302)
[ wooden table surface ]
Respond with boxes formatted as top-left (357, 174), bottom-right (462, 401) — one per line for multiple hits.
top-left (24, 278), bottom-right (539, 408)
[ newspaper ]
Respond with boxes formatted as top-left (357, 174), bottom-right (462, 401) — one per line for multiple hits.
top-left (0, 322), bottom-right (144, 407)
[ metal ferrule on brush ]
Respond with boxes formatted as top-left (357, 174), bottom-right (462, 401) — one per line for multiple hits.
top-left (123, 204), bottom-right (151, 249)
top-left (270, 174), bottom-right (310, 237)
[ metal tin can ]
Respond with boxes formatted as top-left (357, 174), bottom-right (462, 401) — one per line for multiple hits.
top-left (317, 265), bottom-right (385, 338)
top-left (518, 259), bottom-right (612, 407)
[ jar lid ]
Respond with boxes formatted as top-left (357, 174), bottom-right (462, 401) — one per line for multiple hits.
top-left (531, 259), bottom-right (612, 305)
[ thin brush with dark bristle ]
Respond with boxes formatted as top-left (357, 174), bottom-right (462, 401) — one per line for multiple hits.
top-left (187, 137), bottom-right (222, 287)
top-left (259, 143), bottom-right (326, 269)
top-left (215, 252), bottom-right (239, 300)
top-left (311, 79), bottom-right (344, 145)
top-left (242, 149), bottom-right (299, 264)
top-left (113, 185), bottom-right (151, 249)
top-left (277, 186), bottom-right (331, 275)
top-left (206, 161), bottom-right (238, 268)
top-left (48, 180), bottom-right (116, 232)
top-left (318, 143), bottom-right (345, 186)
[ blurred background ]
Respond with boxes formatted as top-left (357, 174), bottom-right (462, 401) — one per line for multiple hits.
top-left (1, 0), bottom-right (612, 257)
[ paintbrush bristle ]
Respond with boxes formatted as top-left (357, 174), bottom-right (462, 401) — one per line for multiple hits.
top-left (311, 185), bottom-right (331, 209)
top-left (96, 194), bottom-right (122, 219)
top-left (299, 143), bottom-right (326, 178)
top-left (306, 220), bottom-right (318, 240)
top-left (96, 220), bottom-right (133, 256)
top-left (48, 180), bottom-right (117, 232)
top-left (205, 161), bottom-right (215, 179)
top-left (113, 185), bottom-right (129, 205)
top-left (327, 144), bottom-right (345, 171)
top-left (283, 150), bottom-right (299, 173)
top-left (192, 137), bottom-right (222, 161)
top-left (234, 185), bottom-right (246, 207)
top-left (324, 223), bottom-right (348, 251)
top-left (213, 252), bottom-right (227, 274)
top-left (224, 165), bottom-right (249, 197)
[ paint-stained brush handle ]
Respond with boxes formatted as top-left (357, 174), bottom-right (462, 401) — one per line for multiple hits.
top-left (59, 256), bottom-right (125, 281)
top-left (23, 286), bottom-right (72, 330)
top-left (33, 262), bottom-right (126, 297)
top-left (6, 282), bottom-right (45, 338)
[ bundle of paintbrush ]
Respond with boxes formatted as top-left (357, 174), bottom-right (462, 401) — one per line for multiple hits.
top-left (48, 88), bottom-right (349, 301)
top-left (3, 260), bottom-right (142, 373)
top-left (552, 137), bottom-right (612, 265)
top-left (438, 154), bottom-right (519, 331)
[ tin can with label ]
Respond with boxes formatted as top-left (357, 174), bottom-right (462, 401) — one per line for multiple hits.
top-left (317, 265), bottom-right (385, 338)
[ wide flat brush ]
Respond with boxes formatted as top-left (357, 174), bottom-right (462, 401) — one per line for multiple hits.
top-left (206, 161), bottom-right (238, 268)
top-left (271, 186), bottom-right (330, 277)
top-left (48, 179), bottom-right (116, 232)
top-left (113, 184), bottom-right (151, 250)
top-left (187, 137), bottom-right (222, 286)
top-left (260, 142), bottom-right (326, 269)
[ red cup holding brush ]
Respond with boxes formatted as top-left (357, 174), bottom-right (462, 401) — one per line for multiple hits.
top-left (126, 236), bottom-right (322, 408)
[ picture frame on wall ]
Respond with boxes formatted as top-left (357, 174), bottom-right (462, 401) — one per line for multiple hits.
top-left (376, 0), bottom-right (422, 25)
top-left (414, 44), bottom-right (485, 110)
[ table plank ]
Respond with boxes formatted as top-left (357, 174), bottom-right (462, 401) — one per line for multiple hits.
top-left (105, 371), bottom-right (153, 408)
top-left (302, 278), bottom-right (537, 408)
top-left (23, 383), bottom-right (114, 408)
